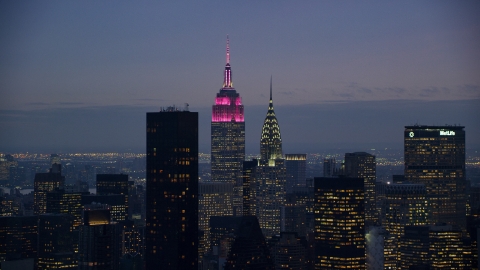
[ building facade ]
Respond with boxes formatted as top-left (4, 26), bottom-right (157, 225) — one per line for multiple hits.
top-left (344, 152), bottom-right (377, 226)
top-left (285, 154), bottom-right (307, 193)
top-left (96, 174), bottom-right (129, 220)
top-left (314, 177), bottom-right (365, 269)
top-left (34, 165), bottom-right (64, 215)
top-left (146, 109), bottom-right (198, 270)
top-left (380, 183), bottom-right (428, 269)
top-left (198, 182), bottom-right (234, 259)
top-left (404, 125), bottom-right (466, 230)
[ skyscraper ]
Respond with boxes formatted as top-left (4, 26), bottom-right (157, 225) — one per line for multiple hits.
top-left (254, 77), bottom-right (286, 239)
top-left (198, 182), bottom-right (234, 259)
top-left (96, 174), bottom-right (129, 221)
top-left (146, 108), bottom-right (198, 270)
top-left (285, 154), bottom-right (307, 193)
top-left (404, 125), bottom-right (466, 230)
top-left (379, 183), bottom-right (428, 269)
top-left (78, 205), bottom-right (121, 270)
top-left (260, 77), bottom-right (282, 162)
top-left (211, 36), bottom-right (245, 185)
top-left (38, 214), bottom-right (76, 270)
top-left (314, 177), bottom-right (365, 269)
top-left (344, 152), bottom-right (376, 226)
top-left (34, 165), bottom-right (64, 215)
top-left (399, 224), bottom-right (471, 269)
top-left (223, 216), bottom-right (275, 270)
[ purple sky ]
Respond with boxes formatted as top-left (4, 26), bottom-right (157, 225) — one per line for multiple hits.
top-left (1, 1), bottom-right (479, 153)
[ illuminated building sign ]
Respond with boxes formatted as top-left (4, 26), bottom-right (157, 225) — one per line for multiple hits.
top-left (440, 130), bottom-right (455, 136)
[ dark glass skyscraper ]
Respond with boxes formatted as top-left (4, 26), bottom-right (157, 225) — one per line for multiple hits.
top-left (211, 37), bottom-right (245, 185)
top-left (404, 125), bottom-right (466, 230)
top-left (146, 108), bottom-right (198, 270)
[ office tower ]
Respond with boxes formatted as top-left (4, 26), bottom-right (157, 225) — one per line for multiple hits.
top-left (254, 77), bottom-right (286, 240)
top-left (380, 183), bottom-right (428, 269)
top-left (96, 174), bottom-right (129, 221)
top-left (119, 220), bottom-right (144, 256)
top-left (323, 158), bottom-right (337, 177)
top-left (242, 159), bottom-right (257, 216)
top-left (78, 205), bottom-right (121, 270)
top-left (46, 188), bottom-right (85, 229)
top-left (344, 152), bottom-right (377, 226)
top-left (34, 165), bottom-right (65, 215)
top-left (0, 216), bottom-right (38, 263)
top-left (404, 125), bottom-right (466, 230)
top-left (37, 214), bottom-right (76, 270)
top-left (285, 154), bottom-right (307, 193)
top-left (198, 182), bottom-right (234, 259)
top-left (223, 216), bottom-right (275, 270)
top-left (0, 155), bottom-right (17, 187)
top-left (146, 109), bottom-right (198, 270)
top-left (269, 232), bottom-right (307, 270)
top-left (81, 194), bottom-right (127, 223)
top-left (206, 216), bottom-right (242, 269)
top-left (314, 177), bottom-right (365, 269)
top-left (282, 193), bottom-right (307, 237)
top-left (399, 224), bottom-right (471, 269)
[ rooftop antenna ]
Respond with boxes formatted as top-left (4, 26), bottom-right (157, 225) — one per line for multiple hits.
top-left (226, 35), bottom-right (230, 64)
top-left (184, 103), bottom-right (189, 111)
top-left (270, 75), bottom-right (273, 101)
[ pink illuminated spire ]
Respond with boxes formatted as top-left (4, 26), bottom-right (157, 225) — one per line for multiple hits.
top-left (222, 35), bottom-right (233, 88)
top-left (226, 35), bottom-right (230, 64)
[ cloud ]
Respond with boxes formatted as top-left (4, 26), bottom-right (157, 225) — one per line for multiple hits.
top-left (56, 102), bottom-right (86, 106)
top-left (459, 84), bottom-right (480, 94)
top-left (25, 102), bottom-right (50, 106)
top-left (419, 87), bottom-right (440, 97)
top-left (357, 88), bottom-right (372, 94)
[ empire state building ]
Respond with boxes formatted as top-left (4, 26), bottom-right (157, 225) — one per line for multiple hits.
top-left (211, 37), bottom-right (245, 186)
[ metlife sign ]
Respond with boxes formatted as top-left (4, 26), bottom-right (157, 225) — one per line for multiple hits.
top-left (440, 130), bottom-right (455, 136)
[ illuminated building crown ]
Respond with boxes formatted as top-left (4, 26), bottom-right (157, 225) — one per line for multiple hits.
top-left (211, 36), bottom-right (244, 123)
top-left (260, 76), bottom-right (282, 160)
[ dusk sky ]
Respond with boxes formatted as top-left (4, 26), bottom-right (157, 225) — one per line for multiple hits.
top-left (1, 1), bottom-right (479, 153)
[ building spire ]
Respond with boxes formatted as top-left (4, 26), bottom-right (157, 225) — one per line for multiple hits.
top-left (222, 35), bottom-right (233, 88)
top-left (260, 76), bottom-right (283, 160)
top-left (270, 75), bottom-right (272, 101)
top-left (226, 35), bottom-right (230, 64)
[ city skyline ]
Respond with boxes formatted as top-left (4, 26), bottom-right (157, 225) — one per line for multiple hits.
top-left (1, 2), bottom-right (479, 153)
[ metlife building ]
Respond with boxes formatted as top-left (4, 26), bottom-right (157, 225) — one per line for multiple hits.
top-left (404, 125), bottom-right (466, 230)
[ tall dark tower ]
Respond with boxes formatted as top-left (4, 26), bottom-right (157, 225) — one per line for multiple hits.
top-left (404, 125), bottom-right (466, 230)
top-left (146, 108), bottom-right (198, 270)
top-left (211, 36), bottom-right (245, 185)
